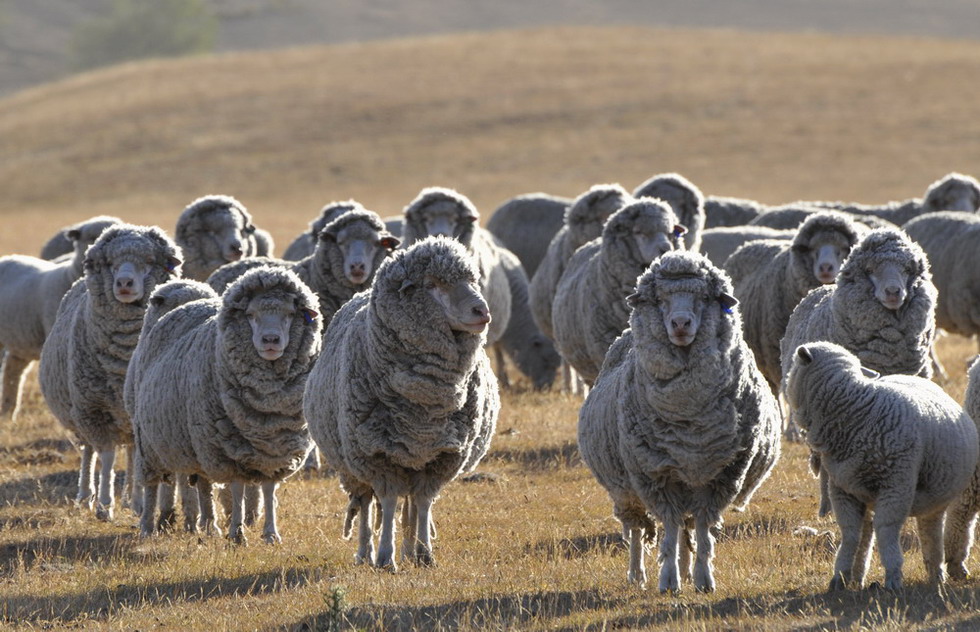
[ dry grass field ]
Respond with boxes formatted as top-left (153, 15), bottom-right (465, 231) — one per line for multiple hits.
top-left (3, 25), bottom-right (980, 630)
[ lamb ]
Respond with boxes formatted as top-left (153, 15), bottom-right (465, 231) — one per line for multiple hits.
top-left (130, 267), bottom-right (322, 543)
top-left (281, 200), bottom-right (361, 261)
top-left (723, 212), bottom-right (863, 391)
top-left (38, 224), bottom-right (183, 520)
top-left (552, 198), bottom-right (686, 386)
top-left (0, 215), bottom-right (123, 419)
top-left (485, 192), bottom-right (571, 278)
top-left (699, 226), bottom-right (794, 267)
top-left (633, 172), bottom-right (705, 252)
top-left (38, 215), bottom-right (124, 261)
top-left (304, 237), bottom-right (499, 569)
top-left (175, 194), bottom-right (265, 281)
top-left (401, 186), bottom-right (511, 346)
top-left (785, 341), bottom-right (977, 591)
top-left (945, 357), bottom-right (980, 580)
top-left (902, 211), bottom-right (980, 341)
top-left (578, 251), bottom-right (780, 592)
top-left (529, 183), bottom-right (632, 341)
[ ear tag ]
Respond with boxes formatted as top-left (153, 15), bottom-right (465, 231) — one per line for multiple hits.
top-left (303, 309), bottom-right (317, 325)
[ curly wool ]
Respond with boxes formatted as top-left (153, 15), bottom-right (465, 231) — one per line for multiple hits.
top-left (552, 198), bottom-right (684, 385)
top-left (176, 194), bottom-right (258, 281)
top-left (632, 172), bottom-right (705, 251)
top-left (281, 200), bottom-right (362, 261)
top-left (780, 228), bottom-right (936, 385)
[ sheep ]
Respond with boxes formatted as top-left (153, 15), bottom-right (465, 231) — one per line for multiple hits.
top-left (38, 216), bottom-right (124, 261)
top-left (281, 200), bottom-right (361, 261)
top-left (902, 211), bottom-right (980, 342)
top-left (130, 266), bottom-right (322, 543)
top-left (304, 237), bottom-right (499, 569)
top-left (749, 204), bottom-right (897, 231)
top-left (633, 172), bottom-right (705, 252)
top-left (485, 192), bottom-right (571, 278)
top-left (699, 226), bottom-right (794, 267)
top-left (38, 224), bottom-right (183, 521)
top-left (529, 184), bottom-right (632, 345)
top-left (723, 212), bottom-right (864, 392)
top-left (945, 357), bottom-right (980, 580)
top-left (383, 215), bottom-right (404, 238)
top-left (703, 195), bottom-right (767, 228)
top-left (578, 251), bottom-right (780, 592)
top-left (175, 194), bottom-right (264, 281)
top-left (552, 198), bottom-right (686, 386)
top-left (785, 341), bottom-right (977, 591)
top-left (401, 186), bottom-right (511, 346)
top-left (0, 216), bottom-right (123, 419)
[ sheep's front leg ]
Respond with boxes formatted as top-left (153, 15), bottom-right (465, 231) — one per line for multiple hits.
top-left (76, 444), bottom-right (96, 508)
top-left (0, 352), bottom-right (31, 419)
top-left (180, 476), bottom-right (201, 533)
top-left (693, 515), bottom-right (717, 593)
top-left (828, 489), bottom-right (866, 591)
top-left (95, 447), bottom-right (116, 521)
top-left (374, 494), bottom-right (399, 571)
top-left (658, 519), bottom-right (681, 594)
top-left (414, 495), bottom-right (435, 566)
top-left (944, 487), bottom-right (979, 581)
top-left (243, 484), bottom-right (262, 527)
top-left (874, 491), bottom-right (914, 591)
top-left (917, 511), bottom-right (947, 589)
top-left (851, 511), bottom-right (874, 588)
top-left (355, 494), bottom-right (375, 565)
top-left (627, 527), bottom-right (647, 587)
top-left (196, 477), bottom-right (221, 537)
top-left (123, 446), bottom-right (143, 517)
top-left (400, 497), bottom-right (418, 564)
top-left (139, 481), bottom-right (159, 538)
top-left (680, 518), bottom-right (694, 583)
top-left (227, 481), bottom-right (247, 545)
top-left (261, 481), bottom-right (281, 544)
top-left (156, 482), bottom-right (178, 531)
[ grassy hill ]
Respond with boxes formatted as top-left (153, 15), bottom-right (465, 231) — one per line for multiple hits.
top-left (2, 27), bottom-right (980, 630)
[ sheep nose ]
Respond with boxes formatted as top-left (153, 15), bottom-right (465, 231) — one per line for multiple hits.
top-left (818, 262), bottom-right (835, 275)
top-left (350, 262), bottom-right (366, 274)
top-left (671, 316), bottom-right (692, 332)
top-left (115, 277), bottom-right (135, 290)
top-left (884, 286), bottom-right (902, 298)
top-left (261, 333), bottom-right (281, 345)
top-left (471, 304), bottom-right (490, 324)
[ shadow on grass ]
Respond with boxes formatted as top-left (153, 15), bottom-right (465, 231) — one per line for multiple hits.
top-left (0, 532), bottom-right (144, 575)
top-left (290, 588), bottom-right (627, 632)
top-left (0, 469), bottom-right (78, 506)
top-left (526, 531), bottom-right (624, 561)
top-left (485, 441), bottom-right (581, 470)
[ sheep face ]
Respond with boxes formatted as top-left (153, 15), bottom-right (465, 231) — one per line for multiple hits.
top-left (414, 199), bottom-right (476, 241)
top-left (657, 288), bottom-right (707, 347)
top-left (85, 226), bottom-right (182, 306)
top-left (202, 210), bottom-right (253, 264)
top-left (867, 258), bottom-right (912, 311)
top-left (924, 174), bottom-right (980, 213)
top-left (794, 230), bottom-right (853, 285)
top-left (322, 220), bottom-right (399, 285)
top-left (245, 290), bottom-right (298, 361)
top-left (633, 225), bottom-right (677, 265)
top-left (423, 275), bottom-right (490, 334)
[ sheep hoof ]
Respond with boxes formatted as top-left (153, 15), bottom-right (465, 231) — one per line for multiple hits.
top-left (183, 518), bottom-right (199, 534)
top-left (95, 504), bottom-right (113, 522)
top-left (948, 563), bottom-right (969, 581)
top-left (228, 527), bottom-right (247, 546)
top-left (415, 549), bottom-right (435, 567)
top-left (157, 510), bottom-right (177, 532)
top-left (827, 576), bottom-right (847, 593)
top-left (262, 531), bottom-right (282, 545)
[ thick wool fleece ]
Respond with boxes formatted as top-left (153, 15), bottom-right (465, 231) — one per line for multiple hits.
top-left (633, 172), bottom-right (705, 251)
top-left (282, 200), bottom-right (362, 261)
top-left (176, 194), bottom-right (258, 281)
top-left (486, 192), bottom-right (570, 278)
top-left (946, 358), bottom-right (980, 580)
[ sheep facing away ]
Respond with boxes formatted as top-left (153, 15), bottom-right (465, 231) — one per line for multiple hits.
top-left (633, 172), bottom-right (705, 252)
top-left (552, 197), bottom-right (686, 386)
top-left (786, 342), bottom-right (977, 591)
top-left (130, 267), bottom-right (322, 543)
top-left (699, 226), bottom-right (793, 268)
top-left (946, 358), bottom-right (980, 580)
top-left (485, 192), bottom-right (571, 279)
top-left (175, 194), bottom-right (265, 281)
top-left (402, 187), bottom-right (512, 346)
top-left (304, 237), bottom-right (499, 570)
top-left (38, 215), bottom-right (124, 261)
top-left (0, 215), bottom-right (123, 419)
top-left (38, 224), bottom-right (183, 521)
top-left (578, 251), bottom-right (780, 592)
top-left (724, 212), bottom-right (864, 392)
top-left (281, 200), bottom-right (362, 261)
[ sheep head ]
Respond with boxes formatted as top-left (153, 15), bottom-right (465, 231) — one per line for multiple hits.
top-left (310, 200), bottom-right (362, 239)
top-left (837, 229), bottom-right (930, 312)
top-left (791, 212), bottom-right (862, 285)
top-left (602, 198), bottom-right (686, 270)
top-left (402, 187), bottom-right (479, 248)
top-left (786, 341), bottom-right (879, 422)
top-left (176, 194), bottom-right (257, 280)
top-left (564, 183), bottom-right (632, 250)
top-left (317, 209), bottom-right (399, 286)
top-left (84, 224), bottom-right (183, 306)
top-left (632, 172), bottom-right (704, 230)
top-left (923, 172), bottom-right (980, 213)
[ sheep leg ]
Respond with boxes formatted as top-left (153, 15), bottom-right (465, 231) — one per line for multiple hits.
top-left (139, 482), bottom-right (158, 538)
top-left (243, 484), bottom-right (262, 527)
top-left (400, 496), bottom-right (418, 563)
top-left (944, 490), bottom-right (979, 581)
top-left (873, 511), bottom-right (906, 591)
top-left (0, 352), bottom-right (31, 419)
top-left (917, 511), bottom-right (947, 589)
top-left (493, 345), bottom-right (511, 390)
top-left (355, 494), bottom-right (375, 565)
top-left (95, 447), bottom-right (116, 522)
top-left (123, 446), bottom-right (143, 518)
top-left (627, 527), bottom-right (647, 587)
top-left (196, 477), bottom-right (221, 537)
top-left (156, 482), bottom-right (178, 531)
top-left (302, 446), bottom-right (321, 472)
top-left (227, 481), bottom-right (247, 545)
top-left (657, 518), bottom-right (681, 594)
top-left (414, 494), bottom-right (435, 567)
top-left (679, 518), bottom-right (694, 583)
top-left (179, 476), bottom-right (201, 533)
top-left (850, 511), bottom-right (874, 588)
top-left (561, 361), bottom-right (573, 394)
top-left (828, 490), bottom-right (866, 591)
top-left (260, 481), bottom-right (281, 544)
top-left (692, 515), bottom-right (716, 593)
top-left (374, 494), bottom-right (399, 571)
top-left (76, 444), bottom-right (96, 508)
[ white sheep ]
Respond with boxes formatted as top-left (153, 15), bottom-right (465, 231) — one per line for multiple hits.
top-left (304, 237), bottom-right (499, 570)
top-left (130, 266), bottom-right (322, 543)
top-left (578, 251), bottom-right (780, 592)
top-left (485, 192), bottom-right (571, 279)
top-left (785, 341), bottom-right (978, 591)
top-left (38, 224), bottom-right (183, 521)
top-left (945, 357), bottom-right (980, 581)
top-left (38, 216), bottom-right (124, 261)
top-left (281, 200), bottom-right (362, 261)
top-left (175, 194), bottom-right (264, 281)
top-left (699, 226), bottom-right (793, 267)
top-left (632, 172), bottom-right (705, 252)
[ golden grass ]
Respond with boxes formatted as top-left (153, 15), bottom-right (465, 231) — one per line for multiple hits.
top-left (2, 24), bottom-right (980, 631)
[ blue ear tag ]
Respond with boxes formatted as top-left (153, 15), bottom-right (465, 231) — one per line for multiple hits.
top-left (303, 309), bottom-right (316, 325)
top-left (672, 227), bottom-right (683, 238)
top-left (166, 261), bottom-right (177, 272)
top-left (722, 305), bottom-right (734, 315)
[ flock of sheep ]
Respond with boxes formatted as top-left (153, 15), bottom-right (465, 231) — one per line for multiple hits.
top-left (2, 171), bottom-right (980, 593)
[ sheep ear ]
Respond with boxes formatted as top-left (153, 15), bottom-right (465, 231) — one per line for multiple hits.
top-left (796, 346), bottom-right (813, 365)
top-left (379, 235), bottom-right (400, 250)
top-left (718, 293), bottom-right (738, 314)
top-left (301, 308), bottom-right (318, 325)
top-left (66, 229), bottom-right (82, 242)
top-left (625, 292), bottom-right (642, 308)
top-left (165, 256), bottom-right (182, 274)
top-left (791, 243), bottom-right (811, 254)
top-left (83, 256), bottom-right (99, 273)
top-left (150, 295), bottom-right (166, 307)
top-left (860, 366), bottom-right (880, 379)
top-left (319, 230), bottom-right (336, 243)
top-left (464, 214), bottom-right (478, 224)
top-left (244, 224), bottom-right (257, 234)
top-left (399, 279), bottom-right (415, 295)
top-left (672, 224), bottom-right (687, 238)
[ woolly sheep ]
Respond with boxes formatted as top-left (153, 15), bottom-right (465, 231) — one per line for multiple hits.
top-left (130, 267), bottom-right (322, 543)
top-left (633, 172), bottom-right (705, 252)
top-left (552, 198), bottom-right (686, 386)
top-left (38, 215), bottom-right (124, 261)
top-left (0, 216), bottom-right (123, 419)
top-left (281, 200), bottom-right (361, 261)
top-left (902, 211), bottom-right (980, 340)
top-left (699, 226), bottom-right (794, 267)
top-left (703, 195), bottom-right (767, 228)
top-left (402, 186), bottom-right (512, 346)
top-left (945, 358), bottom-right (980, 580)
top-left (38, 224), bottom-right (182, 521)
top-left (785, 341), bottom-right (977, 591)
top-left (175, 194), bottom-right (264, 281)
top-left (749, 204), bottom-right (897, 231)
top-left (578, 251), bottom-right (780, 592)
top-left (304, 237), bottom-right (499, 569)
top-left (485, 192), bottom-right (571, 278)
top-left (724, 212), bottom-right (863, 391)
top-left (529, 184), bottom-right (632, 342)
